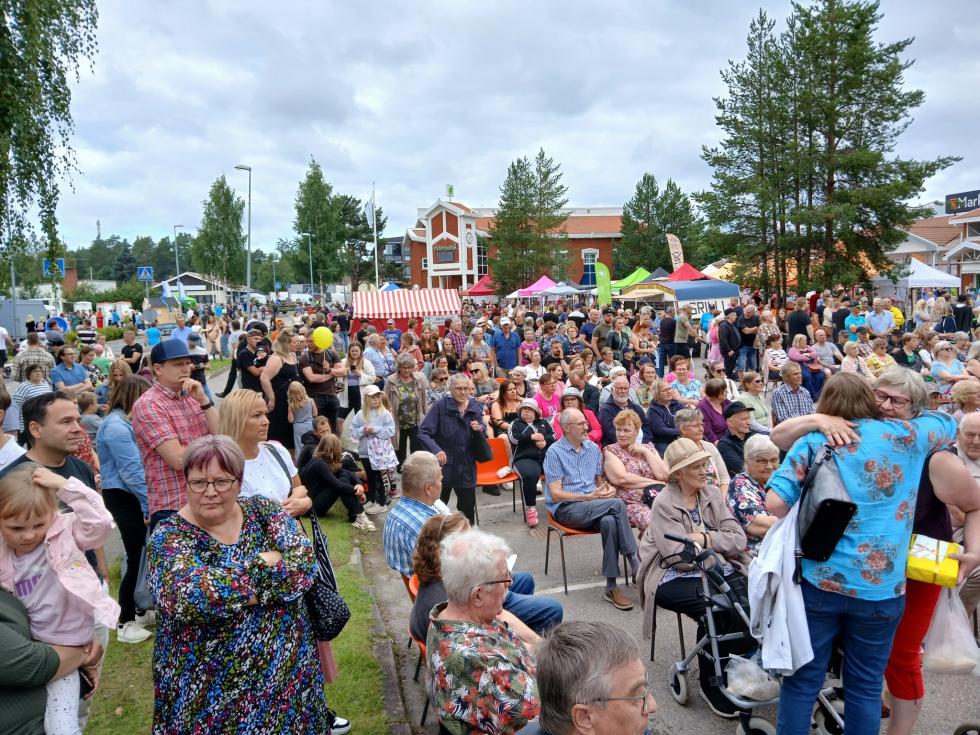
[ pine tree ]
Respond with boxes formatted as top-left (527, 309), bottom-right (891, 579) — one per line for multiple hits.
top-left (112, 244), bottom-right (136, 284)
top-left (619, 174), bottom-right (703, 276)
top-left (191, 176), bottom-right (246, 286)
top-left (490, 148), bottom-right (569, 295)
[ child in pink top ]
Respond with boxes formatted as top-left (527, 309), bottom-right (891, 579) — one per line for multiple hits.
top-left (519, 329), bottom-right (539, 366)
top-left (0, 463), bottom-right (119, 734)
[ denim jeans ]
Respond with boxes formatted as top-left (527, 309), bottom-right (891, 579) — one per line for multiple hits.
top-left (777, 581), bottom-right (905, 735)
top-left (737, 345), bottom-right (758, 373)
top-left (504, 572), bottom-right (563, 634)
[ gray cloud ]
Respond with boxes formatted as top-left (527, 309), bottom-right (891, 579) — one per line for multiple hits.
top-left (55, 0), bottom-right (980, 257)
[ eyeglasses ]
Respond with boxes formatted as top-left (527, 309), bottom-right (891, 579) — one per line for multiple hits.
top-left (590, 682), bottom-right (656, 713)
top-left (479, 573), bottom-right (513, 589)
top-left (752, 378), bottom-right (763, 384)
top-left (713, 369), bottom-right (726, 374)
top-left (749, 456), bottom-right (780, 466)
top-left (187, 477), bottom-right (237, 494)
top-left (873, 390), bottom-right (910, 408)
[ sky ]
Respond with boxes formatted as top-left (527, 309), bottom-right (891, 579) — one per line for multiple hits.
top-left (55, 0), bottom-right (980, 258)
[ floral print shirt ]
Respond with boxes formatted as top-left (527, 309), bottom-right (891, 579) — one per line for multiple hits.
top-left (670, 378), bottom-right (703, 402)
top-left (147, 497), bottom-right (327, 734)
top-left (727, 473), bottom-right (773, 558)
top-left (767, 412), bottom-right (956, 600)
top-left (427, 603), bottom-right (539, 735)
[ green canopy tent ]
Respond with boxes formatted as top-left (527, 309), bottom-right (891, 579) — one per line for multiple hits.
top-left (611, 267), bottom-right (651, 293)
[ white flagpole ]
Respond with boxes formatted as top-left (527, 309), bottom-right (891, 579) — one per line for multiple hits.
top-left (372, 182), bottom-right (379, 288)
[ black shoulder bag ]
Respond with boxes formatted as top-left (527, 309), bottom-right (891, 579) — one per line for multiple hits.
top-left (793, 444), bottom-right (858, 582)
top-left (265, 443), bottom-right (351, 640)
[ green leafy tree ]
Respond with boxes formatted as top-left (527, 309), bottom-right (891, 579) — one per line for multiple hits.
top-left (700, 0), bottom-right (958, 292)
top-left (0, 0), bottom-right (98, 261)
top-left (291, 159), bottom-right (340, 285)
top-left (190, 175), bottom-right (246, 286)
top-left (112, 244), bottom-right (136, 284)
top-left (618, 173), bottom-right (704, 276)
top-left (335, 194), bottom-right (386, 292)
top-left (490, 148), bottom-right (569, 295)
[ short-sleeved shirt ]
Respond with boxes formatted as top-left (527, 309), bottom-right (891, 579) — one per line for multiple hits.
top-left (75, 327), bottom-right (97, 346)
top-left (241, 442), bottom-right (297, 503)
top-left (132, 382), bottom-right (209, 516)
top-left (382, 496), bottom-right (447, 576)
top-left (298, 349), bottom-right (337, 396)
top-left (843, 314), bottom-right (865, 341)
top-left (121, 342), bottom-right (143, 372)
top-left (543, 437), bottom-right (603, 513)
top-left (50, 362), bottom-right (89, 389)
top-left (491, 331), bottom-right (521, 370)
top-left (146, 327), bottom-right (162, 346)
top-left (767, 413), bottom-right (956, 599)
top-left (674, 315), bottom-right (691, 344)
top-left (771, 383), bottom-right (814, 424)
top-left (238, 348), bottom-right (263, 392)
top-left (727, 473), bottom-right (771, 558)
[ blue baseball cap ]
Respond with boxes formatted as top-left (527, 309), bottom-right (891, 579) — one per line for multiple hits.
top-left (150, 339), bottom-right (191, 364)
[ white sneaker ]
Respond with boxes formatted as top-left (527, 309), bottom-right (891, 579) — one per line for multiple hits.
top-left (364, 502), bottom-right (388, 515)
top-left (351, 513), bottom-right (377, 531)
top-left (117, 621), bottom-right (152, 643)
top-left (134, 609), bottom-right (156, 628)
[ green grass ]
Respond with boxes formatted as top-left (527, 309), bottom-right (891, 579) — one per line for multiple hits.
top-left (205, 358), bottom-right (231, 375)
top-left (87, 513), bottom-right (387, 733)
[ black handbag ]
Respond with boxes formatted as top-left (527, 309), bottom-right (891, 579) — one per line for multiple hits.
top-left (470, 427), bottom-right (493, 463)
top-left (263, 443), bottom-right (351, 641)
top-left (793, 444), bottom-right (858, 581)
top-left (303, 512), bottom-right (351, 641)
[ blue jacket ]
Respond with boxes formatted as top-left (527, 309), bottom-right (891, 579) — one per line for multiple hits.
top-left (419, 396), bottom-right (486, 488)
top-left (646, 400), bottom-right (684, 456)
top-left (598, 397), bottom-right (652, 447)
top-left (95, 409), bottom-right (149, 515)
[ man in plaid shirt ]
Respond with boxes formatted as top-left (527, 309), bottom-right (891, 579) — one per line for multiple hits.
top-left (11, 332), bottom-right (55, 381)
top-left (133, 339), bottom-right (218, 529)
top-left (446, 318), bottom-right (468, 358)
top-left (771, 362), bottom-right (814, 426)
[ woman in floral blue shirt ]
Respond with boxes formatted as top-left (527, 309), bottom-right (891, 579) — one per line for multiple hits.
top-left (148, 436), bottom-right (329, 734)
top-left (765, 373), bottom-right (956, 735)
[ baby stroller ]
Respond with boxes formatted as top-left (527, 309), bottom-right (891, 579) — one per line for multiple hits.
top-left (658, 533), bottom-right (846, 735)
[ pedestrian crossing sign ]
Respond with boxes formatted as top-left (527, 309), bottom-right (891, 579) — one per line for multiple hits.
top-left (137, 266), bottom-right (154, 282)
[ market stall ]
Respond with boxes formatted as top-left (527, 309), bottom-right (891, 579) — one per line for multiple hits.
top-left (518, 275), bottom-right (557, 297)
top-left (621, 277), bottom-right (740, 318)
top-left (352, 288), bottom-right (461, 336)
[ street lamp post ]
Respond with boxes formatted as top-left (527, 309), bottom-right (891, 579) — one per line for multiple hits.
top-left (299, 232), bottom-right (314, 297)
top-left (234, 164), bottom-right (252, 293)
top-left (271, 255), bottom-right (277, 297)
top-left (173, 224), bottom-right (183, 299)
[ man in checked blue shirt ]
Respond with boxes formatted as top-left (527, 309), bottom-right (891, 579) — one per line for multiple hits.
top-left (543, 408), bottom-right (639, 611)
top-left (383, 450), bottom-right (562, 632)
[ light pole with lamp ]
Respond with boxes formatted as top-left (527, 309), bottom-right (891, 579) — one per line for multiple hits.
top-left (271, 254), bottom-right (278, 298)
top-left (234, 164), bottom-right (252, 293)
top-left (299, 232), bottom-right (314, 298)
top-left (172, 224), bottom-right (184, 305)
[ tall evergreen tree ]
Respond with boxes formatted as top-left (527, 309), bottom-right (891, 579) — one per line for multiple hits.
top-left (490, 148), bottom-right (569, 295)
top-left (190, 175), bottom-right (246, 285)
top-left (618, 174), bottom-right (704, 276)
top-left (112, 244), bottom-right (136, 284)
top-left (291, 159), bottom-right (341, 285)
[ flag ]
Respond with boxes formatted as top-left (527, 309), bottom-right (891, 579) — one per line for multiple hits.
top-left (161, 280), bottom-right (172, 299)
top-left (177, 280), bottom-right (186, 303)
top-left (666, 233), bottom-right (685, 271)
top-left (446, 184), bottom-right (454, 198)
top-left (364, 199), bottom-right (375, 228)
top-left (595, 262), bottom-right (612, 307)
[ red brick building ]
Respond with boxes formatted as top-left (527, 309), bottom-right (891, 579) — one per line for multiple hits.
top-left (402, 200), bottom-right (621, 290)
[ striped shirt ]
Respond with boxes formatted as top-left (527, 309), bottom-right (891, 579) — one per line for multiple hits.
top-left (447, 330), bottom-right (468, 358)
top-left (11, 347), bottom-right (55, 382)
top-left (12, 381), bottom-right (53, 430)
top-left (543, 437), bottom-right (603, 513)
top-left (771, 383), bottom-right (814, 425)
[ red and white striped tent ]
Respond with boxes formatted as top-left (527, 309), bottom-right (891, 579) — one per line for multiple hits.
top-left (352, 288), bottom-right (461, 335)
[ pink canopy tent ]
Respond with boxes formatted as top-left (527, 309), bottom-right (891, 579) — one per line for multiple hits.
top-left (517, 275), bottom-right (557, 297)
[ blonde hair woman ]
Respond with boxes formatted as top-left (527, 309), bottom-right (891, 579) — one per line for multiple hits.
top-left (258, 330), bottom-right (303, 451)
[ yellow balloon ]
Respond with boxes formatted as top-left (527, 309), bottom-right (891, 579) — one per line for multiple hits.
top-left (312, 326), bottom-right (333, 350)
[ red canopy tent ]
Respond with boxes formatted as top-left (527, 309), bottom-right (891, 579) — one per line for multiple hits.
top-left (465, 274), bottom-right (497, 296)
top-left (668, 263), bottom-right (710, 281)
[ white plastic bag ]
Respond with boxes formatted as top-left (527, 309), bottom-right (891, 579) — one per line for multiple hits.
top-left (725, 655), bottom-right (780, 701)
top-left (922, 586), bottom-right (980, 675)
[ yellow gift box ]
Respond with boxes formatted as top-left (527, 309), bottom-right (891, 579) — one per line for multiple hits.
top-left (907, 534), bottom-right (960, 588)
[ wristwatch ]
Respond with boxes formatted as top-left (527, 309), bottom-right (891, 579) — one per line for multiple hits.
top-left (199, 400), bottom-right (215, 411)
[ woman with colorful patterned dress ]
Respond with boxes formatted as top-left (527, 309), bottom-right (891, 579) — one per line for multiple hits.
top-left (147, 435), bottom-right (330, 734)
top-left (765, 372), bottom-right (959, 735)
top-left (603, 410), bottom-right (668, 532)
top-left (427, 528), bottom-right (540, 735)
top-left (725, 434), bottom-right (779, 558)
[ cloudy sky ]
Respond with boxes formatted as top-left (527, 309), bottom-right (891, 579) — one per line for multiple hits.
top-left (56, 0), bottom-right (980, 258)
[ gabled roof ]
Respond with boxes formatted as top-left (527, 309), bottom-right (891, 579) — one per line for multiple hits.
top-left (903, 214), bottom-right (962, 246)
top-left (949, 207), bottom-right (980, 224)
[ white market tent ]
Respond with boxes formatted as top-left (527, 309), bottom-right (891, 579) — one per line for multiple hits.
top-left (873, 258), bottom-right (959, 301)
top-left (541, 281), bottom-right (581, 297)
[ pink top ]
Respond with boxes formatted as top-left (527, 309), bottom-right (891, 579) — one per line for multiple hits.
top-left (519, 340), bottom-right (539, 365)
top-left (534, 390), bottom-right (563, 423)
top-left (552, 408), bottom-right (602, 443)
top-left (0, 478), bottom-right (120, 635)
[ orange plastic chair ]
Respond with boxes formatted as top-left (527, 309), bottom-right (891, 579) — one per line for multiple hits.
top-left (411, 634), bottom-right (430, 724)
top-left (408, 573), bottom-right (420, 599)
top-left (544, 511), bottom-right (629, 595)
top-left (476, 435), bottom-right (525, 519)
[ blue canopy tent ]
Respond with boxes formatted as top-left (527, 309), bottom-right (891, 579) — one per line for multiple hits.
top-left (620, 278), bottom-right (740, 318)
top-left (379, 282), bottom-right (401, 292)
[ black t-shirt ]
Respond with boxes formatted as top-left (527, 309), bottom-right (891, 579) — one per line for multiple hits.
top-left (238, 348), bottom-right (264, 392)
top-left (121, 343), bottom-right (143, 373)
top-left (658, 317), bottom-right (676, 344)
top-left (832, 307), bottom-right (849, 335)
top-left (2, 453), bottom-right (96, 487)
top-left (735, 315), bottom-right (760, 348)
top-left (189, 351), bottom-right (208, 385)
top-left (787, 311), bottom-right (811, 343)
top-left (541, 354), bottom-right (564, 370)
top-left (334, 314), bottom-right (350, 332)
top-left (299, 349), bottom-right (337, 396)
top-left (541, 312), bottom-right (559, 325)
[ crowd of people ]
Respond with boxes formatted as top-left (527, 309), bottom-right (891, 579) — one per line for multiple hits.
top-left (1, 286), bottom-right (979, 734)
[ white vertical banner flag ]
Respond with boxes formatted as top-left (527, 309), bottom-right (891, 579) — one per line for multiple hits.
top-left (364, 200), bottom-right (375, 228)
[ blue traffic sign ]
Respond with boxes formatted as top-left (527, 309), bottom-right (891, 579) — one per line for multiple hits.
top-left (42, 258), bottom-right (65, 279)
top-left (137, 266), bottom-right (154, 282)
top-left (274, 281), bottom-right (281, 290)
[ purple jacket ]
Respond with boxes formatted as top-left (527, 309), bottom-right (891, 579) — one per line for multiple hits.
top-left (697, 397), bottom-right (731, 444)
